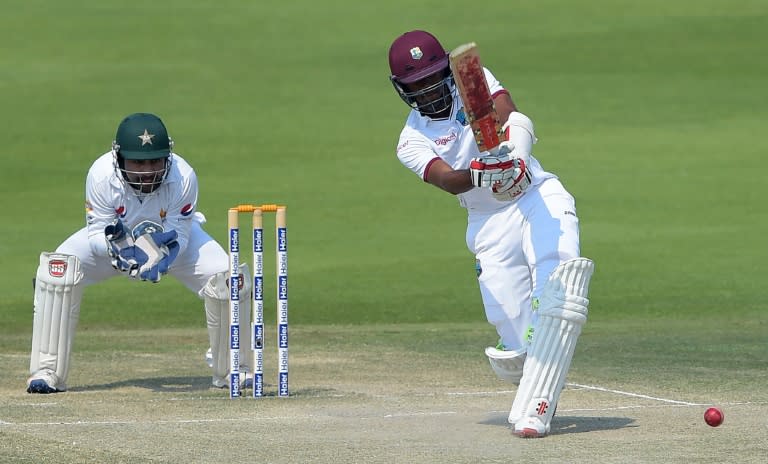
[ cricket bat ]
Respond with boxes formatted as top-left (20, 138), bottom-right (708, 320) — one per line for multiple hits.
top-left (449, 42), bottom-right (504, 153)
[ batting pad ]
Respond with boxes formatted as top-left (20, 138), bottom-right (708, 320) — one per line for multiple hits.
top-left (29, 253), bottom-right (84, 391)
top-left (203, 264), bottom-right (251, 384)
top-left (508, 258), bottom-right (594, 429)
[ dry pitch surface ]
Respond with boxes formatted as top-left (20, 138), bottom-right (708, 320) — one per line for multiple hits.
top-left (1, 326), bottom-right (766, 463)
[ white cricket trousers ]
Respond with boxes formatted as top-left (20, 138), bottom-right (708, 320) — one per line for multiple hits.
top-left (55, 221), bottom-right (229, 295)
top-left (466, 178), bottom-right (581, 351)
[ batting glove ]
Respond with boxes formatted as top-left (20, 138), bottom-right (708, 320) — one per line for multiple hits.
top-left (491, 158), bottom-right (532, 201)
top-left (470, 153), bottom-right (523, 188)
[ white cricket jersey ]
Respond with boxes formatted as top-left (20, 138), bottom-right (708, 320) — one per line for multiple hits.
top-left (84, 152), bottom-right (199, 257)
top-left (395, 67), bottom-right (556, 213)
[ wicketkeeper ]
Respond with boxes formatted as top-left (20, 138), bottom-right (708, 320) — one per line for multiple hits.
top-left (388, 30), bottom-right (595, 438)
top-left (27, 113), bottom-right (251, 393)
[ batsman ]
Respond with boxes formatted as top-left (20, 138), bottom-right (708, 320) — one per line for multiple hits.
top-left (27, 113), bottom-right (252, 393)
top-left (388, 31), bottom-right (595, 438)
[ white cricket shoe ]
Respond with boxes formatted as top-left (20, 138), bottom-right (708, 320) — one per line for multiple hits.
top-left (212, 372), bottom-right (252, 389)
top-left (27, 369), bottom-right (64, 394)
top-left (513, 416), bottom-right (550, 438)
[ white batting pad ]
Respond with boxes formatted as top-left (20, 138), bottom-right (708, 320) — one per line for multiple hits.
top-left (29, 253), bottom-right (84, 392)
top-left (485, 346), bottom-right (526, 385)
top-left (202, 264), bottom-right (251, 386)
top-left (508, 258), bottom-right (594, 436)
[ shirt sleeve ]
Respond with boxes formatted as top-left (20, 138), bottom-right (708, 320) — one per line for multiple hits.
top-left (85, 172), bottom-right (117, 258)
top-left (396, 129), bottom-right (438, 182)
top-left (163, 166), bottom-right (198, 255)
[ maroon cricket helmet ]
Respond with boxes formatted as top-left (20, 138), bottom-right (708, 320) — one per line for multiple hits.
top-left (388, 30), bottom-right (449, 85)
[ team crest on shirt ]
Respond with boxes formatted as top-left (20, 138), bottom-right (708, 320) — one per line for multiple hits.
top-left (131, 220), bottom-right (164, 239)
top-left (456, 108), bottom-right (468, 126)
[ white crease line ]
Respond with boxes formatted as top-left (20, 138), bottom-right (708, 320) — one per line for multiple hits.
top-left (5, 417), bottom-right (287, 427)
top-left (567, 383), bottom-right (705, 406)
top-left (560, 401), bottom-right (766, 414)
top-left (3, 411), bottom-right (459, 427)
top-left (10, 402), bottom-right (60, 407)
top-left (446, 390), bottom-right (515, 397)
top-left (383, 411), bottom-right (456, 418)
top-left (560, 405), bottom-right (674, 413)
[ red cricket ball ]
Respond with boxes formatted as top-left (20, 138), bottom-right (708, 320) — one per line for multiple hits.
top-left (704, 407), bottom-right (724, 427)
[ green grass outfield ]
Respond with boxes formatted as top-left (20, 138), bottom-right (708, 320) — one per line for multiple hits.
top-left (0, 1), bottom-right (766, 460)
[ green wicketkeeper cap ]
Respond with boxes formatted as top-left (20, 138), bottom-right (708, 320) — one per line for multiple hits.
top-left (114, 112), bottom-right (172, 160)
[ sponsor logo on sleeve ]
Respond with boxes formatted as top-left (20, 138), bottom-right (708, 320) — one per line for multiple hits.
top-left (180, 203), bottom-right (194, 216)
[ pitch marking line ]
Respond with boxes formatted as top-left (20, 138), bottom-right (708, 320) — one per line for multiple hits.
top-left (447, 382), bottom-right (707, 407)
top-left (1, 411), bottom-right (460, 427)
top-left (566, 383), bottom-right (706, 406)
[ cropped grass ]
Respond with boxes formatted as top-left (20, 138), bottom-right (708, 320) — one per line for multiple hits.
top-left (1, 1), bottom-right (767, 462)
top-left (1, 0), bottom-right (766, 364)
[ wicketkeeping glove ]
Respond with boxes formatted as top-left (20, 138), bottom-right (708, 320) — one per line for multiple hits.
top-left (134, 231), bottom-right (179, 283)
top-left (105, 220), bottom-right (137, 273)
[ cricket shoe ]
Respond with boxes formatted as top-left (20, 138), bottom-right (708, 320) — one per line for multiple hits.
top-left (26, 369), bottom-right (64, 394)
top-left (212, 372), bottom-right (253, 389)
top-left (513, 416), bottom-right (550, 439)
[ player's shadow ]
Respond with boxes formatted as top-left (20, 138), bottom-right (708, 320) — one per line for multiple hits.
top-left (71, 377), bottom-right (340, 397)
top-left (481, 413), bottom-right (636, 435)
top-left (70, 376), bottom-right (217, 393)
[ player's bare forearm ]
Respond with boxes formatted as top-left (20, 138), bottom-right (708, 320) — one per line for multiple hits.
top-left (425, 158), bottom-right (474, 195)
top-left (494, 92), bottom-right (517, 122)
